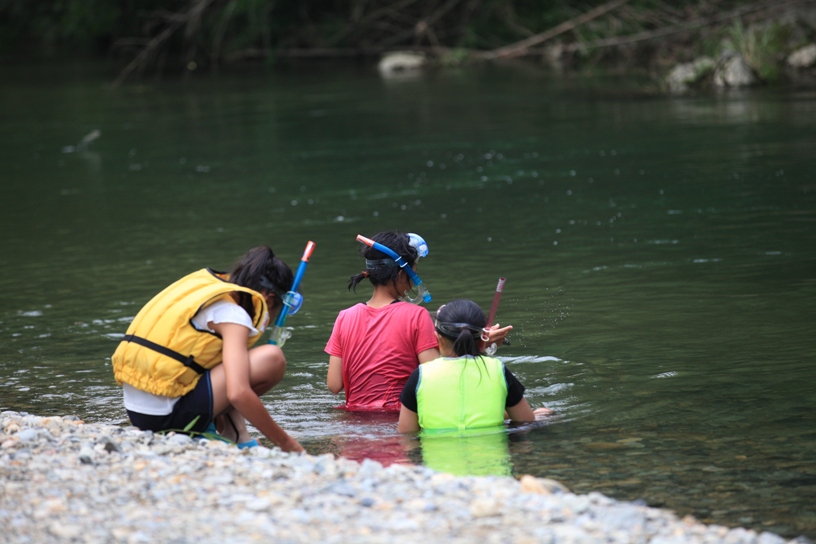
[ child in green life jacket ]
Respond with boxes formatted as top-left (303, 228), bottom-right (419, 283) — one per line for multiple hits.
top-left (397, 299), bottom-right (552, 433)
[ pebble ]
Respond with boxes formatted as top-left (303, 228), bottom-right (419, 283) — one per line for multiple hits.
top-left (0, 411), bottom-right (798, 544)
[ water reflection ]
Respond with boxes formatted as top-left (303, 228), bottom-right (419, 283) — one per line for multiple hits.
top-left (419, 429), bottom-right (513, 477)
top-left (323, 412), bottom-right (415, 466)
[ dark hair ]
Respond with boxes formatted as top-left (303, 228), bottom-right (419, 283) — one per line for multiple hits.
top-left (348, 231), bottom-right (418, 293)
top-left (434, 299), bottom-right (488, 357)
top-left (229, 246), bottom-right (293, 314)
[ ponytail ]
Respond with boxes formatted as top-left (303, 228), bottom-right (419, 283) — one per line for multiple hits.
top-left (451, 327), bottom-right (480, 357)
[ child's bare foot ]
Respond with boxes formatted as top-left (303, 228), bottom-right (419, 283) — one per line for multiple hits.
top-left (215, 415), bottom-right (238, 442)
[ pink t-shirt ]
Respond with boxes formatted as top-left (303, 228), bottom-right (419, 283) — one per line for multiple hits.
top-left (325, 302), bottom-right (438, 411)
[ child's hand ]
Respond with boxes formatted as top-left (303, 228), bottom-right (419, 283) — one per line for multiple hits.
top-left (280, 436), bottom-right (305, 453)
top-left (533, 407), bottom-right (554, 419)
top-left (485, 324), bottom-right (513, 346)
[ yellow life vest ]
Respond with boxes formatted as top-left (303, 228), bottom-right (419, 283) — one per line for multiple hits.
top-left (416, 355), bottom-right (508, 431)
top-left (112, 268), bottom-right (269, 397)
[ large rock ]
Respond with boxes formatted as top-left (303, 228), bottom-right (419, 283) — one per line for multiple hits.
top-left (378, 52), bottom-right (426, 76)
top-left (714, 54), bottom-right (758, 87)
top-left (787, 44), bottom-right (816, 68)
top-left (666, 56), bottom-right (715, 93)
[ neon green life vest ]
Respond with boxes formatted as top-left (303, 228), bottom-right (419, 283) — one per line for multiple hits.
top-left (416, 355), bottom-right (508, 431)
top-left (112, 268), bottom-right (269, 397)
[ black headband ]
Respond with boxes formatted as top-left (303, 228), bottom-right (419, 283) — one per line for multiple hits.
top-left (435, 321), bottom-right (483, 340)
top-left (259, 275), bottom-right (285, 296)
top-left (365, 258), bottom-right (398, 270)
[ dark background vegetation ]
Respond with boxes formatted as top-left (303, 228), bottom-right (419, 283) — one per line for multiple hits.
top-left (0, 0), bottom-right (813, 87)
top-left (1, 0), bottom-right (675, 55)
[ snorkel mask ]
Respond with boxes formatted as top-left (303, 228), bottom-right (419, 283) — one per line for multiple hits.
top-left (281, 291), bottom-right (303, 314)
top-left (356, 233), bottom-right (431, 304)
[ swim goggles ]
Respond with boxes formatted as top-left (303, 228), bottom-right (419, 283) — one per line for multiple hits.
top-left (356, 232), bottom-right (431, 304)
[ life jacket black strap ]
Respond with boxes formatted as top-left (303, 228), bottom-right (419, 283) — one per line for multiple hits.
top-left (121, 334), bottom-right (207, 375)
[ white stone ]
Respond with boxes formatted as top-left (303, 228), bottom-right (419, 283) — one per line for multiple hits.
top-left (787, 44), bottom-right (816, 68)
top-left (714, 55), bottom-right (758, 87)
top-left (378, 52), bottom-right (426, 76)
top-left (16, 428), bottom-right (39, 442)
top-left (48, 523), bottom-right (83, 539)
top-left (757, 532), bottom-right (786, 544)
top-left (0, 411), bottom-right (793, 544)
top-left (469, 498), bottom-right (501, 517)
top-left (666, 57), bottom-right (715, 92)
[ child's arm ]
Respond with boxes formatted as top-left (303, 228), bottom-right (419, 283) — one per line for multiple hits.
top-left (327, 355), bottom-right (344, 394)
top-left (218, 323), bottom-right (303, 452)
top-left (506, 397), bottom-right (536, 423)
top-left (504, 367), bottom-right (553, 422)
top-left (398, 369), bottom-right (421, 433)
top-left (507, 399), bottom-right (555, 422)
top-left (398, 405), bottom-right (420, 433)
top-left (417, 348), bottom-right (440, 364)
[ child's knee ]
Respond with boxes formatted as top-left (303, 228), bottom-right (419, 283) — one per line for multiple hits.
top-left (251, 344), bottom-right (287, 379)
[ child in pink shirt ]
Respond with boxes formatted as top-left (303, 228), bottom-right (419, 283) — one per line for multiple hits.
top-left (326, 231), bottom-right (438, 410)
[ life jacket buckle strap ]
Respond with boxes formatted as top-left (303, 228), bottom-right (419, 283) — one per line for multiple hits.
top-left (121, 334), bottom-right (207, 375)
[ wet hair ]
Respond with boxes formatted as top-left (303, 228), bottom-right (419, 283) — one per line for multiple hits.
top-left (348, 231), bottom-right (418, 293)
top-left (229, 246), bottom-right (294, 314)
top-left (434, 299), bottom-right (488, 357)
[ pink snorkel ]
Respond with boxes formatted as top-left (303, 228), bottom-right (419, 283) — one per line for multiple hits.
top-left (481, 277), bottom-right (506, 356)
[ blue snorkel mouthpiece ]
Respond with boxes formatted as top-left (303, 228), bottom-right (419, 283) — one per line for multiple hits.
top-left (357, 233), bottom-right (432, 304)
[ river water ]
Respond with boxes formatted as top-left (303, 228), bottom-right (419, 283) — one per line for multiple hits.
top-left (1, 60), bottom-right (814, 538)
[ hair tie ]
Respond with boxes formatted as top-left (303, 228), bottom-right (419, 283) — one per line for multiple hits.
top-left (361, 270), bottom-right (369, 278)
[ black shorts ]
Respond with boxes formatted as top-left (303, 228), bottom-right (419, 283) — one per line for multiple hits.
top-left (127, 372), bottom-right (213, 434)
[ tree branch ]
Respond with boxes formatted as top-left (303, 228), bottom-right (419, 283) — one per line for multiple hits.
top-left (111, 0), bottom-right (216, 89)
top-left (375, 0), bottom-right (463, 49)
top-left (556, 0), bottom-right (810, 53)
top-left (326, 0), bottom-right (420, 46)
top-left (480, 0), bottom-right (632, 60)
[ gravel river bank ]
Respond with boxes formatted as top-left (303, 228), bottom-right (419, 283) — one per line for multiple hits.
top-left (0, 412), bottom-right (799, 544)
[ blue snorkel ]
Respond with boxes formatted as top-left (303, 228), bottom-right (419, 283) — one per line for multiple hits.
top-left (356, 233), bottom-right (431, 304)
top-left (268, 241), bottom-right (316, 346)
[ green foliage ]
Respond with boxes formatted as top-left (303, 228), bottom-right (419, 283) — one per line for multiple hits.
top-left (725, 20), bottom-right (791, 82)
top-left (156, 416), bottom-right (235, 444)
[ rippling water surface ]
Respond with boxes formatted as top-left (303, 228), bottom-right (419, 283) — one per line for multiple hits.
top-left (1, 61), bottom-right (814, 538)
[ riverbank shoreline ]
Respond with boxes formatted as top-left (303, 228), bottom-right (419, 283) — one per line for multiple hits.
top-left (0, 411), bottom-right (796, 544)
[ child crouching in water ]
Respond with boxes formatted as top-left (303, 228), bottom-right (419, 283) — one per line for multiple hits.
top-left (398, 299), bottom-right (552, 433)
